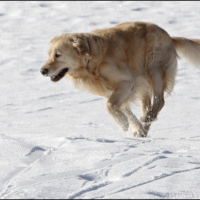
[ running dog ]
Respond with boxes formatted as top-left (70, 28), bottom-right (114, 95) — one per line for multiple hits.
top-left (40, 21), bottom-right (200, 137)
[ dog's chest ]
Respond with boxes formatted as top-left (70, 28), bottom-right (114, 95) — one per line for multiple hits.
top-left (69, 67), bottom-right (113, 98)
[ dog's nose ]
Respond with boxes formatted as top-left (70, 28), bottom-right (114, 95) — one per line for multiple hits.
top-left (40, 68), bottom-right (48, 76)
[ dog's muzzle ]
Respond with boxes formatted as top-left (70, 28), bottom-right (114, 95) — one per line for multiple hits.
top-left (40, 67), bottom-right (69, 82)
top-left (50, 68), bottom-right (69, 82)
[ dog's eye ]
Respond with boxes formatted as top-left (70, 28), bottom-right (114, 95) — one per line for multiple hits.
top-left (55, 52), bottom-right (61, 58)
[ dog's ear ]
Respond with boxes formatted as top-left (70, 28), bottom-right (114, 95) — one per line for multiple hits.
top-left (70, 35), bottom-right (92, 59)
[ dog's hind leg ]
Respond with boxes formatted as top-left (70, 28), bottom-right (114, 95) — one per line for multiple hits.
top-left (141, 68), bottom-right (165, 124)
top-left (141, 56), bottom-right (177, 125)
top-left (140, 96), bottom-right (152, 118)
top-left (139, 95), bottom-right (152, 132)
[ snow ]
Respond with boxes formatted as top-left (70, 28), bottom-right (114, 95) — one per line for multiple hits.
top-left (1, 1), bottom-right (200, 199)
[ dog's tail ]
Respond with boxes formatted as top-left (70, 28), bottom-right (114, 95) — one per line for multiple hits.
top-left (172, 37), bottom-right (200, 68)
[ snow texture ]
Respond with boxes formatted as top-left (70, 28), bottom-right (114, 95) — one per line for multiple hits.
top-left (1, 1), bottom-right (200, 199)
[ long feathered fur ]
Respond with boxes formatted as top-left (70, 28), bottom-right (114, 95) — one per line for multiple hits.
top-left (172, 37), bottom-right (200, 68)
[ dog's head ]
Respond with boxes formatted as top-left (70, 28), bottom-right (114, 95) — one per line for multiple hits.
top-left (40, 34), bottom-right (92, 82)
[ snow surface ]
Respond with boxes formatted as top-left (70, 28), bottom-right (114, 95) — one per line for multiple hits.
top-left (1, 1), bottom-right (200, 199)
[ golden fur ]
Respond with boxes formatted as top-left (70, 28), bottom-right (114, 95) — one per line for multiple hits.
top-left (41, 21), bottom-right (200, 137)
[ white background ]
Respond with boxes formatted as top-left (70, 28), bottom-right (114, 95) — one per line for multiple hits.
top-left (1, 1), bottom-right (200, 199)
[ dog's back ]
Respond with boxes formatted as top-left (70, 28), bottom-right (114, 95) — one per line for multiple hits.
top-left (91, 22), bottom-right (176, 74)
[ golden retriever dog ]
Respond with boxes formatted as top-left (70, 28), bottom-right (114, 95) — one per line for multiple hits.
top-left (40, 21), bottom-right (200, 137)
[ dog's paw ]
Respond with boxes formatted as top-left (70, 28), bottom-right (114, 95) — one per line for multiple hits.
top-left (140, 111), bottom-right (157, 124)
top-left (132, 128), bottom-right (147, 138)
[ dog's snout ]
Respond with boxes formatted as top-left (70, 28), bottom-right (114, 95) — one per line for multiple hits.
top-left (40, 68), bottom-right (48, 76)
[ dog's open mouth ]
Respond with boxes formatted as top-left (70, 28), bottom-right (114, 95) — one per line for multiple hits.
top-left (51, 68), bottom-right (69, 82)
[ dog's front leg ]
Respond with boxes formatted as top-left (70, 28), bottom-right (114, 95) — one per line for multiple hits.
top-left (106, 81), bottom-right (146, 137)
top-left (122, 107), bottom-right (147, 137)
top-left (105, 81), bottom-right (131, 132)
top-left (106, 103), bottom-right (129, 132)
